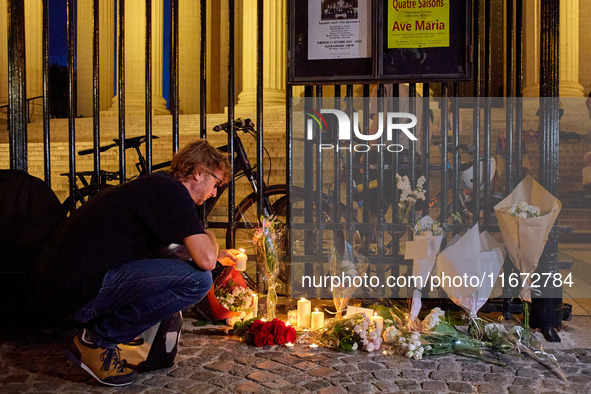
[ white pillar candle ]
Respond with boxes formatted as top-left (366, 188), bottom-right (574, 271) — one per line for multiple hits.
top-left (371, 313), bottom-right (384, 335)
top-left (234, 249), bottom-right (247, 271)
top-left (297, 298), bottom-right (311, 329)
top-left (251, 294), bottom-right (258, 318)
top-left (311, 309), bottom-right (324, 330)
top-left (287, 310), bottom-right (298, 326)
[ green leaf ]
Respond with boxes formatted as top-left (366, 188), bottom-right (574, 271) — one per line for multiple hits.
top-left (433, 322), bottom-right (458, 335)
top-left (192, 320), bottom-right (209, 327)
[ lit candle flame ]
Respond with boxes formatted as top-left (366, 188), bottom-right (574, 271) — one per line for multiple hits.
top-left (309, 343), bottom-right (318, 348)
top-left (286, 342), bottom-right (294, 347)
top-left (239, 248), bottom-right (246, 252)
top-left (285, 321), bottom-right (291, 326)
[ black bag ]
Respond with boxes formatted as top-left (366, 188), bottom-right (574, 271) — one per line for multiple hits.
top-left (122, 312), bottom-right (183, 372)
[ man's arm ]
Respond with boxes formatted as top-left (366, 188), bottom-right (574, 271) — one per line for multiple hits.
top-left (183, 229), bottom-right (219, 271)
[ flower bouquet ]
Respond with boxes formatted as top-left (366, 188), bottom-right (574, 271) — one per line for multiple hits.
top-left (253, 215), bottom-right (282, 319)
top-left (494, 174), bottom-right (561, 301)
top-left (330, 232), bottom-right (369, 318)
top-left (396, 174), bottom-right (426, 223)
top-left (404, 215), bottom-right (444, 322)
top-left (215, 278), bottom-right (255, 326)
top-left (307, 313), bottom-right (382, 352)
top-left (434, 223), bottom-right (504, 317)
top-left (232, 318), bottom-right (296, 347)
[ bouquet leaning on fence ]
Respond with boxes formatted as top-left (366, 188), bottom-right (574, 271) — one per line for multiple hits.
top-left (330, 231), bottom-right (369, 319)
top-left (253, 215), bottom-right (283, 320)
top-left (404, 215), bottom-right (444, 323)
top-left (494, 174), bottom-right (561, 301)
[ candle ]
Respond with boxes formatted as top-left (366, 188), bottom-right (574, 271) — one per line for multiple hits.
top-left (371, 313), bottom-right (384, 335)
top-left (251, 294), bottom-right (258, 318)
top-left (287, 310), bottom-right (298, 326)
top-left (285, 342), bottom-right (295, 348)
top-left (297, 298), bottom-right (311, 329)
top-left (311, 309), bottom-right (324, 330)
top-left (309, 343), bottom-right (318, 349)
top-left (234, 249), bottom-right (247, 271)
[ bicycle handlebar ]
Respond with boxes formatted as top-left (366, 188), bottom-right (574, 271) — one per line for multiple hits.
top-left (431, 137), bottom-right (475, 155)
top-left (213, 118), bottom-right (254, 132)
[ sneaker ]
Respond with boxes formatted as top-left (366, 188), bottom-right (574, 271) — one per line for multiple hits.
top-left (65, 329), bottom-right (138, 386)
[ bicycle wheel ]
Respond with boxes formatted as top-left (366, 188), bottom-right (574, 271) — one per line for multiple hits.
top-left (228, 185), bottom-right (340, 292)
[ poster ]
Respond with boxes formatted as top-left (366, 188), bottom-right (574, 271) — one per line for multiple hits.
top-left (388, 0), bottom-right (450, 48)
top-left (307, 0), bottom-right (371, 60)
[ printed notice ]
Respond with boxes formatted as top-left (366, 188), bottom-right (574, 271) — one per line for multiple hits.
top-left (308, 0), bottom-right (371, 60)
top-left (388, 0), bottom-right (450, 48)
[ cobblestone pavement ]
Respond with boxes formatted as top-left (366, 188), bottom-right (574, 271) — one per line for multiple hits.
top-left (1, 319), bottom-right (591, 393)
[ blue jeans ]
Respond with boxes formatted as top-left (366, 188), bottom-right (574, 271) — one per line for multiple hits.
top-left (66, 259), bottom-right (212, 348)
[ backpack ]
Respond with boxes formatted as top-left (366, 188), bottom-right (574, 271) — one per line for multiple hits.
top-left (121, 312), bottom-right (183, 372)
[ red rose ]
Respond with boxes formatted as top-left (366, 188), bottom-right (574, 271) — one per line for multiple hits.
top-left (253, 333), bottom-right (266, 347)
top-left (264, 334), bottom-right (276, 346)
top-left (285, 326), bottom-right (297, 344)
top-left (261, 322), bottom-right (274, 336)
top-left (249, 319), bottom-right (265, 335)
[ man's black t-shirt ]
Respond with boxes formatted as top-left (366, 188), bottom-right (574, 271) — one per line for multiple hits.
top-left (34, 172), bottom-right (205, 316)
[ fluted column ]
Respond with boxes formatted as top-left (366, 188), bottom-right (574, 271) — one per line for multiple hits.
top-left (24, 0), bottom-right (42, 120)
top-left (236, 0), bottom-right (286, 108)
top-left (523, 0), bottom-right (583, 97)
top-left (178, 0), bottom-right (200, 114)
top-left (559, 0), bottom-right (583, 96)
top-left (0, 0), bottom-right (8, 110)
top-left (108, 0), bottom-right (168, 115)
top-left (77, 0), bottom-right (114, 117)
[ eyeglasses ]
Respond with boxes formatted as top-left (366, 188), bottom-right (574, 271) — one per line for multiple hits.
top-left (208, 172), bottom-right (223, 188)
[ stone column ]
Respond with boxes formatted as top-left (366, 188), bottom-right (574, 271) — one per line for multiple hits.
top-left (77, 0), bottom-right (114, 117)
top-left (236, 0), bottom-right (286, 109)
top-left (0, 0), bottom-right (8, 112)
top-left (24, 0), bottom-right (42, 120)
top-left (559, 0), bottom-right (584, 96)
top-left (108, 0), bottom-right (168, 115)
top-left (178, 0), bottom-right (200, 114)
top-left (523, 0), bottom-right (584, 97)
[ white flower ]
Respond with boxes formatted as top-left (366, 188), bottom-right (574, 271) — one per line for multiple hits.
top-left (354, 325), bottom-right (361, 334)
top-left (408, 343), bottom-right (416, 351)
top-left (413, 351), bottom-right (422, 360)
top-left (383, 326), bottom-right (399, 343)
top-left (352, 342), bottom-right (358, 350)
top-left (359, 330), bottom-right (366, 339)
top-left (366, 342), bottom-right (375, 352)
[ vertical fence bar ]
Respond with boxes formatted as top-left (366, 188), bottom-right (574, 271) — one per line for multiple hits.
top-left (92, 0), bottom-right (100, 193)
top-left (145, 0), bottom-right (153, 173)
top-left (227, 0), bottom-right (236, 248)
top-left (409, 83), bottom-right (416, 188)
top-left (532, 0), bottom-right (561, 342)
top-left (170, 0), bottom-right (179, 154)
top-left (7, 0), bottom-right (27, 171)
top-left (483, 0), bottom-right (492, 226)
top-left (315, 85), bottom-right (323, 261)
top-left (452, 82), bottom-right (460, 216)
top-left (506, 0), bottom-right (514, 193)
top-left (391, 83), bottom-right (398, 225)
top-left (422, 83), bottom-right (430, 215)
top-left (286, 84), bottom-right (293, 293)
top-left (333, 85), bottom-right (341, 223)
top-left (440, 82), bottom-right (448, 224)
top-left (346, 84), bottom-right (354, 227)
top-left (515, 0), bottom-right (523, 181)
top-left (67, 0), bottom-right (76, 207)
top-left (256, 0), bottom-right (264, 218)
top-left (199, 0), bottom-right (207, 140)
top-left (362, 84), bottom-right (370, 225)
top-left (42, 0), bottom-right (50, 186)
top-left (304, 85), bottom-right (314, 284)
top-left (118, 0), bottom-right (126, 183)
top-left (472, 0), bottom-right (481, 225)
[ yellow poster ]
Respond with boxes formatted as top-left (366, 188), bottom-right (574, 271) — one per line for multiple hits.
top-left (388, 0), bottom-right (450, 48)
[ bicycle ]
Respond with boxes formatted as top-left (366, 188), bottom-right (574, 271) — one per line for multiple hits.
top-left (61, 135), bottom-right (171, 212)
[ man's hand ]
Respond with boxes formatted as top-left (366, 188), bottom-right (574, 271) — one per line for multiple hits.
top-left (218, 249), bottom-right (240, 266)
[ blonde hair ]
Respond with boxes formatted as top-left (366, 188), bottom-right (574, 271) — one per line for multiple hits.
top-left (170, 140), bottom-right (231, 182)
top-left (585, 151), bottom-right (591, 164)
